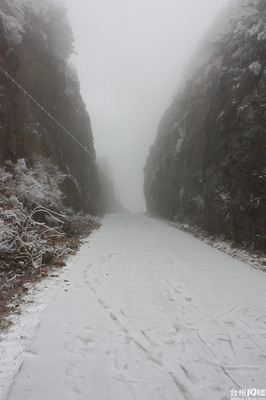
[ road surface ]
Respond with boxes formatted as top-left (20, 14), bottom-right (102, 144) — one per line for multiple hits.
top-left (5, 214), bottom-right (266, 400)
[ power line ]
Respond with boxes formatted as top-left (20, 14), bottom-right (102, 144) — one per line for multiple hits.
top-left (0, 64), bottom-right (100, 214)
top-left (0, 64), bottom-right (93, 158)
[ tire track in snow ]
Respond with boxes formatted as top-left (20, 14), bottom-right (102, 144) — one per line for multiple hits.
top-left (88, 271), bottom-right (194, 399)
top-left (195, 331), bottom-right (241, 389)
top-left (5, 214), bottom-right (266, 400)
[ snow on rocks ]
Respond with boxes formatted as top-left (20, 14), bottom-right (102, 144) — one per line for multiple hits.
top-left (248, 61), bottom-right (262, 76)
top-left (169, 221), bottom-right (266, 272)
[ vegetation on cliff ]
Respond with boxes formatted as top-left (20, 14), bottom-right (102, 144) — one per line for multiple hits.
top-left (0, 0), bottom-right (101, 215)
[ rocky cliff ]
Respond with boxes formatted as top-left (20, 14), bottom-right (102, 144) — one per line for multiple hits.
top-left (144, 0), bottom-right (266, 251)
top-left (0, 0), bottom-right (101, 215)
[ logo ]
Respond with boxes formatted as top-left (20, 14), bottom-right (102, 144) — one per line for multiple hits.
top-left (231, 389), bottom-right (266, 400)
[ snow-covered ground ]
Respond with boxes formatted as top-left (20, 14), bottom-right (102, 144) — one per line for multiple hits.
top-left (0, 266), bottom-right (71, 400)
top-left (1, 214), bottom-right (266, 400)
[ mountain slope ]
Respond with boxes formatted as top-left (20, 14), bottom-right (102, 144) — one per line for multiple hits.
top-left (0, 0), bottom-right (101, 214)
top-left (144, 0), bottom-right (266, 251)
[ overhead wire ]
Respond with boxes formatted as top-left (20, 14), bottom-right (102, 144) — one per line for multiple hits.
top-left (0, 64), bottom-right (92, 158)
top-left (0, 63), bottom-right (97, 212)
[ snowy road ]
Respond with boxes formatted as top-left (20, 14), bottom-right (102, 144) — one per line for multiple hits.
top-left (6, 214), bottom-right (266, 400)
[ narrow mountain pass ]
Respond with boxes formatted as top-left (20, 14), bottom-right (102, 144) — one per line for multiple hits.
top-left (6, 214), bottom-right (266, 400)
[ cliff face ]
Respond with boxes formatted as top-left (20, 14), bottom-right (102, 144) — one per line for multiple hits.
top-left (144, 0), bottom-right (266, 251)
top-left (0, 0), bottom-right (101, 214)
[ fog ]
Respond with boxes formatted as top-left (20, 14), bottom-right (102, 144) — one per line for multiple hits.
top-left (64, 0), bottom-right (229, 212)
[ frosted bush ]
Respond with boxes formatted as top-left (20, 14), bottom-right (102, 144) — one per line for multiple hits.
top-left (233, 22), bottom-right (246, 39)
top-left (249, 61), bottom-right (262, 76)
top-left (0, 0), bottom-right (73, 59)
top-left (0, 158), bottom-right (67, 269)
top-left (0, 11), bottom-right (24, 44)
top-left (14, 157), bottom-right (65, 211)
top-left (2, 0), bottom-right (50, 24)
top-left (0, 0), bottom-right (49, 44)
top-left (258, 28), bottom-right (266, 41)
top-left (248, 22), bottom-right (261, 37)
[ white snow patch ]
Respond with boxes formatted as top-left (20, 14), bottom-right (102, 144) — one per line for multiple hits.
top-left (179, 186), bottom-right (184, 201)
top-left (248, 61), bottom-right (262, 76)
top-left (0, 265), bottom-right (71, 400)
top-left (170, 220), bottom-right (265, 272)
top-left (41, 30), bottom-right (47, 42)
top-left (175, 126), bottom-right (185, 155)
top-left (258, 27), bottom-right (266, 41)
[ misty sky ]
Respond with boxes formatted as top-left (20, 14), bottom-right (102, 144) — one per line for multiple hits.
top-left (64, 0), bottom-right (230, 212)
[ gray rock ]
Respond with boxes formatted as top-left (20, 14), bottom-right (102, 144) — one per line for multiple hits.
top-left (144, 0), bottom-right (266, 251)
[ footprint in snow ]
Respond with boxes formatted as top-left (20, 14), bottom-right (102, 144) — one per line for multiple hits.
top-left (120, 310), bottom-right (128, 318)
top-left (223, 320), bottom-right (236, 327)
